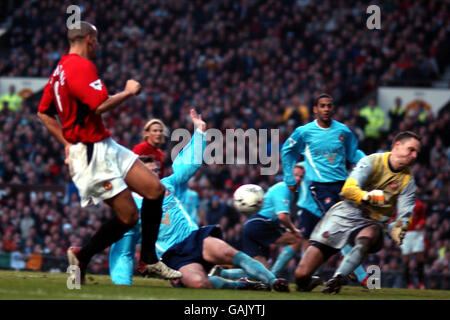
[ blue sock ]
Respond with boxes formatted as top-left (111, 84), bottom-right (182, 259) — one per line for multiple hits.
top-left (271, 246), bottom-right (295, 276)
top-left (336, 243), bottom-right (366, 277)
top-left (341, 244), bottom-right (367, 282)
top-left (233, 251), bottom-right (277, 286)
top-left (208, 276), bottom-right (246, 289)
top-left (220, 268), bottom-right (248, 280)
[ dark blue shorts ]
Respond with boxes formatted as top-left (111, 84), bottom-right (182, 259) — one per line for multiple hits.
top-left (242, 214), bottom-right (284, 259)
top-left (161, 225), bottom-right (223, 272)
top-left (310, 181), bottom-right (345, 214)
top-left (297, 208), bottom-right (321, 239)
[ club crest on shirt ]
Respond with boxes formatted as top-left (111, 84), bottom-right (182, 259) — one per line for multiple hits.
top-left (326, 153), bottom-right (336, 164)
top-left (165, 190), bottom-right (171, 197)
top-left (103, 181), bottom-right (112, 191)
top-left (339, 134), bottom-right (344, 142)
top-left (322, 231), bottom-right (330, 239)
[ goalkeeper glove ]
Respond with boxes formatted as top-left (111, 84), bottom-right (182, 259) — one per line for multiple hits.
top-left (362, 190), bottom-right (385, 205)
top-left (390, 220), bottom-right (408, 245)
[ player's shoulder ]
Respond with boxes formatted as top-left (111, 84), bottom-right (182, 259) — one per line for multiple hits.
top-left (331, 119), bottom-right (353, 133)
top-left (62, 54), bottom-right (97, 73)
top-left (269, 181), bottom-right (289, 194)
top-left (132, 142), bottom-right (148, 153)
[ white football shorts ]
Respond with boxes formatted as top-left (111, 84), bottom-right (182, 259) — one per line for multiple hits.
top-left (68, 137), bottom-right (138, 207)
top-left (400, 230), bottom-right (425, 255)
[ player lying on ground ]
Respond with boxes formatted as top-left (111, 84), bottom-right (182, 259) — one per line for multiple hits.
top-left (109, 109), bottom-right (289, 292)
top-left (294, 131), bottom-right (421, 294)
top-left (212, 164), bottom-right (305, 282)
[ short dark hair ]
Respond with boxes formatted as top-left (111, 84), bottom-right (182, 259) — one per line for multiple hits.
top-left (314, 93), bottom-right (333, 106)
top-left (391, 131), bottom-right (421, 147)
top-left (67, 21), bottom-right (97, 44)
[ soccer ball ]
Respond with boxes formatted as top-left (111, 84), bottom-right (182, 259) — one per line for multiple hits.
top-left (233, 184), bottom-right (264, 215)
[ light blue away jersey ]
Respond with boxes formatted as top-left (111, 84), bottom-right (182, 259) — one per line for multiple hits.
top-left (296, 161), bottom-right (323, 218)
top-left (153, 129), bottom-right (206, 258)
top-left (257, 181), bottom-right (294, 223)
top-left (282, 119), bottom-right (362, 186)
top-left (180, 188), bottom-right (200, 225)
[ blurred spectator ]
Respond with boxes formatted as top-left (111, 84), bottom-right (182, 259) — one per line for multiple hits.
top-left (359, 98), bottom-right (386, 153)
top-left (0, 85), bottom-right (22, 112)
top-left (388, 97), bottom-right (405, 133)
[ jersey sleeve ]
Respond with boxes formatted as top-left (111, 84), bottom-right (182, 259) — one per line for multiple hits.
top-left (281, 127), bottom-right (305, 186)
top-left (273, 186), bottom-right (292, 215)
top-left (165, 129), bottom-right (206, 188)
top-left (66, 59), bottom-right (108, 111)
top-left (38, 82), bottom-right (57, 116)
top-left (340, 156), bottom-right (374, 204)
top-left (391, 177), bottom-right (416, 229)
top-left (345, 129), bottom-right (364, 164)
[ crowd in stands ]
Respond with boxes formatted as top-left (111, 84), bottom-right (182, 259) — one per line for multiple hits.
top-left (0, 0), bottom-right (449, 288)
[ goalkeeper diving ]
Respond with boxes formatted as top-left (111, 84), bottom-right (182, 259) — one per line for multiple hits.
top-left (294, 131), bottom-right (421, 294)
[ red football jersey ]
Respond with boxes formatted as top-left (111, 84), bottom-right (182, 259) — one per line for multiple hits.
top-left (407, 199), bottom-right (426, 231)
top-left (133, 142), bottom-right (165, 179)
top-left (38, 54), bottom-right (111, 143)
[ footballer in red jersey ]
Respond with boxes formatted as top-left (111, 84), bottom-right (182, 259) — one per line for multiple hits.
top-left (37, 21), bottom-right (181, 284)
top-left (132, 119), bottom-right (166, 179)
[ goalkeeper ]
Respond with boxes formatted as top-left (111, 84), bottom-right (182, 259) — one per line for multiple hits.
top-left (294, 131), bottom-right (421, 294)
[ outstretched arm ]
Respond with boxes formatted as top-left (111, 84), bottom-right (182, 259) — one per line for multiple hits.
top-left (168, 109), bottom-right (207, 186)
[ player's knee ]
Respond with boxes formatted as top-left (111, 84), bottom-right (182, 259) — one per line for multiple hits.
top-left (142, 181), bottom-right (165, 200)
top-left (119, 208), bottom-right (139, 226)
top-left (187, 275), bottom-right (212, 289)
top-left (354, 237), bottom-right (371, 256)
top-left (294, 264), bottom-right (308, 280)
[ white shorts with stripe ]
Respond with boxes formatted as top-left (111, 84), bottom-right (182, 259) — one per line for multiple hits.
top-left (400, 230), bottom-right (425, 255)
top-left (68, 137), bottom-right (138, 207)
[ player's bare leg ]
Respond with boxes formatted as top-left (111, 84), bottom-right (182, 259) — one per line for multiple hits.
top-left (294, 245), bottom-right (324, 291)
top-left (179, 263), bottom-right (213, 289)
top-left (202, 236), bottom-right (289, 292)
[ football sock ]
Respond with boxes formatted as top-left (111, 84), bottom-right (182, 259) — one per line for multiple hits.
top-left (220, 268), bottom-right (248, 280)
top-left (271, 246), bottom-right (295, 276)
top-left (109, 230), bottom-right (138, 286)
top-left (232, 251), bottom-right (277, 286)
top-left (77, 216), bottom-right (134, 264)
top-left (341, 244), bottom-right (368, 282)
top-left (140, 195), bottom-right (164, 264)
top-left (334, 237), bottom-right (370, 277)
top-left (209, 276), bottom-right (246, 290)
top-left (417, 261), bottom-right (424, 283)
top-left (403, 263), bottom-right (411, 285)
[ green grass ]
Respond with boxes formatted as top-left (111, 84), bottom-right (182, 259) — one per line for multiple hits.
top-left (0, 270), bottom-right (449, 300)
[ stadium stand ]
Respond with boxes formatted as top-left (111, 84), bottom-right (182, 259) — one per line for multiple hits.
top-left (0, 0), bottom-right (448, 289)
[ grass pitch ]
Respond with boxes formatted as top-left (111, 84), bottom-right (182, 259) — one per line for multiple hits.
top-left (0, 270), bottom-right (449, 300)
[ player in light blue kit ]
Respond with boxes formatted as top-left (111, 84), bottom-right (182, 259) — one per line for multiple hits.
top-left (282, 94), bottom-right (368, 289)
top-left (214, 163), bottom-right (307, 283)
top-left (180, 188), bottom-right (201, 225)
top-left (109, 109), bottom-right (289, 292)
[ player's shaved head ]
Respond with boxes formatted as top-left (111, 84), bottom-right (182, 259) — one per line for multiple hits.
top-left (67, 21), bottom-right (97, 44)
